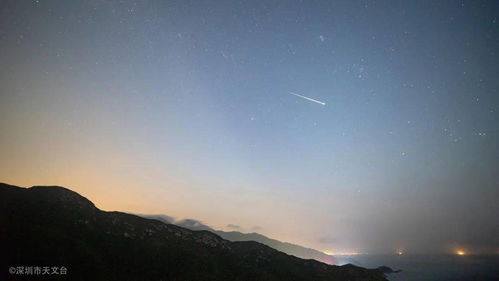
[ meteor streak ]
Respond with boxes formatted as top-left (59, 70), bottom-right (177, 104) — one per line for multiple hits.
top-left (289, 92), bottom-right (326, 105)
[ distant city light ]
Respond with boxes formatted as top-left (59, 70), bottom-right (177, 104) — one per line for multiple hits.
top-left (456, 250), bottom-right (466, 256)
top-left (323, 250), bottom-right (362, 256)
top-left (396, 250), bottom-right (404, 255)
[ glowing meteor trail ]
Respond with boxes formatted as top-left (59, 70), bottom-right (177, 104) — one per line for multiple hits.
top-left (289, 92), bottom-right (326, 105)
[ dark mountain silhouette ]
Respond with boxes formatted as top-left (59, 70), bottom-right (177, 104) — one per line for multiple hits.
top-left (216, 231), bottom-right (338, 265)
top-left (178, 219), bottom-right (216, 232)
top-left (1, 183), bottom-right (388, 281)
top-left (143, 216), bottom-right (337, 264)
top-left (143, 214), bottom-right (175, 224)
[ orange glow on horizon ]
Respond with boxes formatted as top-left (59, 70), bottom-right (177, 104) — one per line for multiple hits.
top-left (456, 250), bottom-right (466, 256)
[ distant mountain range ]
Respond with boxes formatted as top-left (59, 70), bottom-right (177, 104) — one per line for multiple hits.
top-left (1, 183), bottom-right (387, 281)
top-left (144, 214), bottom-right (337, 264)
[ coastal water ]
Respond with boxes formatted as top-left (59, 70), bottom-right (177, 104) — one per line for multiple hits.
top-left (336, 254), bottom-right (499, 281)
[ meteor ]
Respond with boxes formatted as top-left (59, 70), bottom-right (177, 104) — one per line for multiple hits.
top-left (289, 92), bottom-right (326, 105)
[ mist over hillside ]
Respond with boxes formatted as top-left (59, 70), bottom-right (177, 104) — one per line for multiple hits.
top-left (143, 214), bottom-right (338, 264)
top-left (1, 183), bottom-right (388, 281)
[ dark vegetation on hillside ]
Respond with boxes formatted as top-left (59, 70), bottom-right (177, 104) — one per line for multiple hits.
top-left (0, 183), bottom-right (387, 281)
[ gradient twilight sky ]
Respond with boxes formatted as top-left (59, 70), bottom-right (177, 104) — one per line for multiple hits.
top-left (1, 0), bottom-right (498, 254)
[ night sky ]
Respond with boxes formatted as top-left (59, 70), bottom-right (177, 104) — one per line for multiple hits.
top-left (1, 0), bottom-right (498, 255)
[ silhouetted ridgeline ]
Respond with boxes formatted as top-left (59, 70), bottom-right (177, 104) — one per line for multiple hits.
top-left (142, 214), bottom-right (338, 264)
top-left (216, 231), bottom-right (338, 265)
top-left (144, 214), bottom-right (337, 264)
top-left (0, 183), bottom-right (387, 281)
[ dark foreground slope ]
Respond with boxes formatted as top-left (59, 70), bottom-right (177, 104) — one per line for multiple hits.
top-left (216, 231), bottom-right (337, 265)
top-left (142, 215), bottom-right (338, 264)
top-left (0, 183), bottom-right (387, 281)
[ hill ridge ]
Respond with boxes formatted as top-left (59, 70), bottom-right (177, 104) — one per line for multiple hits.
top-left (1, 183), bottom-right (387, 281)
